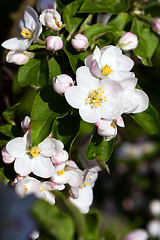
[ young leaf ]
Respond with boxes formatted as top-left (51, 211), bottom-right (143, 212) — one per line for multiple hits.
top-left (85, 129), bottom-right (115, 163)
top-left (31, 85), bottom-right (70, 146)
top-left (0, 124), bottom-right (21, 138)
top-left (132, 104), bottom-right (160, 135)
top-left (18, 57), bottom-right (49, 88)
top-left (2, 104), bottom-right (20, 125)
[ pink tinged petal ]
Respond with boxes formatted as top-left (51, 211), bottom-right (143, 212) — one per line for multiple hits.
top-left (14, 155), bottom-right (31, 176)
top-left (130, 89), bottom-right (149, 113)
top-left (33, 21), bottom-right (43, 42)
top-left (1, 38), bottom-right (31, 51)
top-left (30, 155), bottom-right (55, 178)
top-left (124, 229), bottom-right (148, 240)
top-left (108, 71), bottom-right (135, 81)
top-left (76, 66), bottom-right (99, 88)
top-left (98, 122), bottom-right (117, 141)
top-left (120, 77), bottom-right (138, 90)
top-left (21, 116), bottom-right (31, 131)
top-left (1, 147), bottom-right (15, 164)
top-left (79, 104), bottom-right (101, 123)
top-left (85, 54), bottom-right (93, 67)
top-left (39, 137), bottom-right (64, 157)
top-left (90, 60), bottom-right (102, 78)
top-left (6, 137), bottom-right (27, 158)
top-left (93, 46), bottom-right (101, 66)
top-left (116, 116), bottom-right (125, 127)
top-left (51, 150), bottom-right (69, 165)
top-left (24, 6), bottom-right (39, 31)
top-left (65, 86), bottom-right (87, 109)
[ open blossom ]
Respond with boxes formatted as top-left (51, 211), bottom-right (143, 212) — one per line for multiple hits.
top-left (124, 229), bottom-right (148, 240)
top-left (71, 34), bottom-right (88, 51)
top-left (117, 32), bottom-right (138, 51)
top-left (65, 66), bottom-right (124, 123)
top-left (1, 6), bottom-right (42, 51)
top-left (51, 150), bottom-right (69, 165)
top-left (14, 176), bottom-right (56, 205)
top-left (85, 45), bottom-right (135, 81)
top-left (4, 130), bottom-right (64, 178)
top-left (95, 119), bottom-right (118, 141)
top-left (46, 36), bottom-right (63, 51)
top-left (39, 9), bottom-right (62, 31)
top-left (36, 0), bottom-right (57, 13)
top-left (6, 51), bottom-right (34, 65)
top-left (53, 74), bottom-right (74, 94)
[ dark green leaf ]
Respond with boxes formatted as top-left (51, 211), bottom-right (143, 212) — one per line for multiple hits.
top-left (84, 211), bottom-right (100, 240)
top-left (48, 57), bottom-right (62, 81)
top-left (2, 104), bottom-right (20, 125)
top-left (85, 129), bottom-right (115, 162)
top-left (32, 199), bottom-right (74, 240)
top-left (31, 85), bottom-right (70, 146)
top-left (132, 104), bottom-right (160, 135)
top-left (79, 0), bottom-right (130, 13)
top-left (0, 168), bottom-right (9, 184)
top-left (18, 57), bottom-right (49, 88)
top-left (107, 12), bottom-right (132, 30)
top-left (0, 124), bottom-right (19, 138)
top-left (52, 112), bottom-right (80, 154)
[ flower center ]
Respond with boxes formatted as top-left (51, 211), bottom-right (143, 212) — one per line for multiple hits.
top-left (101, 64), bottom-right (113, 76)
top-left (81, 182), bottom-right (89, 189)
top-left (21, 28), bottom-right (32, 39)
top-left (53, 17), bottom-right (61, 28)
top-left (24, 186), bottom-right (28, 195)
top-left (57, 169), bottom-right (64, 176)
top-left (86, 87), bottom-right (107, 108)
top-left (28, 146), bottom-right (40, 158)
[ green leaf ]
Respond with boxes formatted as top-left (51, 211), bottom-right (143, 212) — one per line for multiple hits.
top-left (2, 104), bottom-right (20, 125)
top-left (84, 211), bottom-right (100, 239)
top-left (63, 0), bottom-right (87, 33)
top-left (131, 18), bottom-right (158, 66)
top-left (132, 104), bottom-right (160, 135)
top-left (28, 44), bottom-right (45, 50)
top-left (85, 129), bottom-right (115, 162)
top-left (0, 168), bottom-right (9, 184)
top-left (32, 199), bottom-right (74, 240)
top-left (0, 124), bottom-right (19, 138)
top-left (31, 85), bottom-right (70, 146)
top-left (48, 57), bottom-right (62, 80)
top-left (18, 57), bottom-right (49, 88)
top-left (52, 112), bottom-right (80, 154)
top-left (79, 0), bottom-right (130, 13)
top-left (107, 12), bottom-right (132, 30)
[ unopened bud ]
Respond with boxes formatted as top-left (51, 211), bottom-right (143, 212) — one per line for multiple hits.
top-left (118, 32), bottom-right (138, 51)
top-left (124, 229), bottom-right (148, 240)
top-left (21, 116), bottom-right (31, 132)
top-left (36, 0), bottom-right (57, 13)
top-left (95, 119), bottom-right (117, 141)
top-left (51, 150), bottom-right (69, 165)
top-left (46, 36), bottom-right (63, 51)
top-left (53, 74), bottom-right (74, 94)
top-left (71, 34), bottom-right (88, 51)
top-left (6, 51), bottom-right (34, 65)
top-left (153, 18), bottom-right (160, 34)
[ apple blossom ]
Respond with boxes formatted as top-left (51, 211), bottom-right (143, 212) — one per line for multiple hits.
top-left (147, 220), bottom-right (160, 238)
top-left (6, 50), bottom-right (34, 65)
top-left (51, 160), bottom-right (83, 188)
top-left (85, 45), bottom-right (135, 81)
top-left (21, 116), bottom-right (31, 132)
top-left (36, 0), bottom-right (57, 13)
top-left (53, 74), bottom-right (74, 94)
top-left (51, 149), bottom-right (69, 165)
top-left (46, 36), bottom-right (63, 52)
top-left (39, 9), bottom-right (62, 31)
top-left (153, 18), bottom-right (160, 34)
top-left (124, 229), bottom-right (148, 240)
top-left (5, 130), bottom-right (64, 178)
top-left (65, 66), bottom-right (124, 123)
top-left (1, 147), bottom-right (15, 164)
top-left (95, 119), bottom-right (117, 141)
top-left (117, 32), bottom-right (138, 51)
top-left (149, 199), bottom-right (160, 217)
top-left (71, 34), bottom-right (89, 51)
top-left (14, 176), bottom-right (56, 205)
top-left (1, 6), bottom-right (42, 51)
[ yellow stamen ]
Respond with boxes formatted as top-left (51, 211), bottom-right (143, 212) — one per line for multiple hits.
top-left (53, 17), bottom-right (61, 28)
top-left (98, 87), bottom-right (104, 93)
top-left (86, 87), bottom-right (107, 108)
top-left (40, 188), bottom-right (44, 192)
top-left (81, 182), bottom-right (89, 189)
top-left (110, 123), bottom-right (114, 128)
top-left (21, 28), bottom-right (31, 39)
top-left (101, 64), bottom-right (113, 76)
top-left (57, 169), bottom-right (64, 176)
top-left (24, 186), bottom-right (28, 195)
top-left (28, 146), bottom-right (40, 158)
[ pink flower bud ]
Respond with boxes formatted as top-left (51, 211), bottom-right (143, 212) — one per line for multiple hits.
top-left (46, 36), bottom-right (63, 51)
top-left (36, 0), bottom-right (57, 13)
top-left (124, 229), bottom-right (148, 240)
top-left (153, 18), bottom-right (160, 34)
top-left (118, 32), bottom-right (138, 51)
top-left (71, 34), bottom-right (88, 51)
top-left (21, 116), bottom-right (31, 132)
top-left (1, 147), bottom-right (15, 164)
top-left (51, 150), bottom-right (69, 165)
top-left (6, 51), bottom-right (34, 65)
top-left (53, 74), bottom-right (74, 94)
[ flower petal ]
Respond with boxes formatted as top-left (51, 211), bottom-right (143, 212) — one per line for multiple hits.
top-left (6, 137), bottom-right (26, 158)
top-left (130, 89), bottom-right (149, 113)
top-left (31, 155), bottom-right (54, 178)
top-left (24, 6), bottom-right (39, 31)
top-left (65, 86), bottom-right (87, 109)
top-left (1, 38), bottom-right (31, 51)
top-left (79, 104), bottom-right (101, 123)
top-left (14, 155), bottom-right (31, 176)
top-left (39, 137), bottom-right (64, 157)
top-left (108, 71), bottom-right (135, 81)
top-left (76, 66), bottom-right (99, 88)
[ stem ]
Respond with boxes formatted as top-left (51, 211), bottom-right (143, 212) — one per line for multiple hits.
top-left (78, 14), bottom-right (92, 34)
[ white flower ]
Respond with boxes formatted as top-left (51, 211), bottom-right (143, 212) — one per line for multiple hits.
top-left (65, 66), bottom-right (124, 123)
top-left (147, 220), bottom-right (160, 238)
top-left (1, 6), bottom-right (42, 51)
top-left (71, 34), bottom-right (88, 51)
top-left (51, 160), bottom-right (83, 188)
top-left (6, 50), bottom-right (34, 65)
top-left (14, 176), bottom-right (56, 205)
top-left (39, 9), bottom-right (62, 31)
top-left (21, 116), bottom-right (31, 132)
top-left (36, 0), bottom-right (57, 13)
top-left (46, 36), bottom-right (63, 51)
top-left (124, 229), bottom-right (148, 240)
top-left (149, 199), bottom-right (160, 217)
top-left (117, 32), bottom-right (138, 51)
top-left (51, 149), bottom-right (69, 165)
top-left (53, 74), bottom-right (74, 94)
top-left (1, 147), bottom-right (15, 164)
top-left (95, 119), bottom-right (117, 141)
top-left (6, 131), bottom-right (64, 178)
top-left (85, 45), bottom-right (135, 81)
